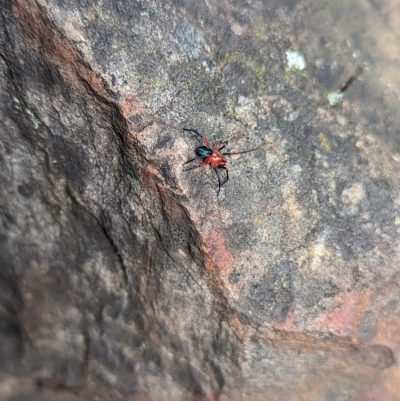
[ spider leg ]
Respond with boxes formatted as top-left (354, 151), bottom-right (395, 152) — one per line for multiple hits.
top-left (213, 140), bottom-right (228, 152)
top-left (220, 166), bottom-right (229, 186)
top-left (214, 167), bottom-right (229, 195)
top-left (223, 147), bottom-right (259, 156)
top-left (183, 128), bottom-right (202, 139)
top-left (214, 168), bottom-right (222, 195)
top-left (183, 128), bottom-right (211, 148)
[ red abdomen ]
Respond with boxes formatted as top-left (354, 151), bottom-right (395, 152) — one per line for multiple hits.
top-left (208, 151), bottom-right (227, 168)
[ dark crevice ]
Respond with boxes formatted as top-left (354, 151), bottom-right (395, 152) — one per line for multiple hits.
top-left (98, 223), bottom-right (130, 287)
top-left (65, 184), bottom-right (129, 287)
top-left (82, 329), bottom-right (91, 378)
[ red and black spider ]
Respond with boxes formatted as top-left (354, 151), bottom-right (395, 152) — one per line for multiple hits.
top-left (182, 128), bottom-right (258, 195)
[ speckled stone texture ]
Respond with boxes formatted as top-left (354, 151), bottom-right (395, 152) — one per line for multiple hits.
top-left (1, 0), bottom-right (400, 400)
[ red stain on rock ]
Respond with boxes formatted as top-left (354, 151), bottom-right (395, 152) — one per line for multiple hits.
top-left (120, 94), bottom-right (155, 140)
top-left (314, 290), bottom-right (362, 338)
top-left (120, 94), bottom-right (148, 121)
top-left (201, 229), bottom-right (232, 271)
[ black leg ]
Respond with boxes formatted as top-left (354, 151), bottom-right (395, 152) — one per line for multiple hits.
top-left (214, 167), bottom-right (229, 195)
top-left (218, 141), bottom-right (229, 152)
top-left (222, 147), bottom-right (259, 156)
top-left (183, 128), bottom-right (203, 140)
top-left (220, 166), bottom-right (229, 186)
top-left (214, 168), bottom-right (222, 195)
top-left (183, 128), bottom-right (211, 148)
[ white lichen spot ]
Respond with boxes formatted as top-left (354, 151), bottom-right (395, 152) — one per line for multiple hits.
top-left (285, 49), bottom-right (307, 71)
top-left (178, 249), bottom-right (187, 256)
top-left (341, 183), bottom-right (365, 205)
top-left (25, 108), bottom-right (41, 130)
top-left (202, 60), bottom-right (210, 72)
top-left (288, 111), bottom-right (298, 121)
top-left (395, 216), bottom-right (400, 226)
top-left (12, 96), bottom-right (21, 110)
top-left (327, 91), bottom-right (344, 106)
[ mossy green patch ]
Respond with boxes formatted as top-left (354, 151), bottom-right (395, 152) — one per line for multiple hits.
top-left (217, 51), bottom-right (242, 70)
top-left (254, 20), bottom-right (266, 40)
top-left (245, 60), bottom-right (267, 97)
top-left (318, 133), bottom-right (331, 152)
top-left (170, 60), bottom-right (225, 113)
top-left (148, 76), bottom-right (171, 90)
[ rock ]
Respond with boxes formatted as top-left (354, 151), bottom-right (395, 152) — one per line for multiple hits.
top-left (1, 0), bottom-right (400, 400)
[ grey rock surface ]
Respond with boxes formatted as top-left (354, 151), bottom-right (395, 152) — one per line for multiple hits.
top-left (1, 0), bottom-right (400, 400)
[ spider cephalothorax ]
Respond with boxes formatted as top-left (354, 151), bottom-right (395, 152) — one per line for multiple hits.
top-left (183, 128), bottom-right (257, 195)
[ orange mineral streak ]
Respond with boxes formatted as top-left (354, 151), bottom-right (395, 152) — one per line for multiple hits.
top-left (14, 0), bottom-right (106, 95)
top-left (120, 94), bottom-right (157, 146)
top-left (141, 165), bottom-right (159, 178)
top-left (120, 94), bottom-right (147, 119)
top-left (120, 95), bottom-right (151, 125)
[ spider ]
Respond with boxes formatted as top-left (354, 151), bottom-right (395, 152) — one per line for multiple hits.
top-left (182, 128), bottom-right (258, 195)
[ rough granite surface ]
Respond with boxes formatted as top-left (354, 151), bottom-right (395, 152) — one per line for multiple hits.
top-left (1, 0), bottom-right (400, 400)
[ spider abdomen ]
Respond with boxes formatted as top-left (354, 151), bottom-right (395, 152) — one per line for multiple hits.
top-left (195, 146), bottom-right (212, 157)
